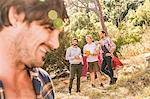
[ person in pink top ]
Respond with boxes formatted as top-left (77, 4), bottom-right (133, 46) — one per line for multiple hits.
top-left (99, 31), bottom-right (117, 85)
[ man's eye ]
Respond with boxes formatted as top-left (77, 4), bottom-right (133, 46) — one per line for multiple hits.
top-left (44, 26), bottom-right (53, 31)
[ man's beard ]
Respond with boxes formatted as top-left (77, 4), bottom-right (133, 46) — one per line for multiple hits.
top-left (73, 44), bottom-right (78, 46)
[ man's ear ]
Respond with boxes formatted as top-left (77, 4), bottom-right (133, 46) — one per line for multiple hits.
top-left (8, 6), bottom-right (25, 27)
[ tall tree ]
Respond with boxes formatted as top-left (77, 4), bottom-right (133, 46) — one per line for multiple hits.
top-left (70, 0), bottom-right (107, 32)
top-left (95, 0), bottom-right (107, 32)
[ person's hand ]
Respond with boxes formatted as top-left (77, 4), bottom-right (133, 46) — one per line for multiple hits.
top-left (111, 53), bottom-right (114, 58)
top-left (96, 50), bottom-right (100, 55)
top-left (84, 53), bottom-right (89, 57)
top-left (91, 53), bottom-right (97, 56)
top-left (74, 55), bottom-right (80, 60)
top-left (84, 50), bottom-right (90, 56)
top-left (106, 53), bottom-right (111, 56)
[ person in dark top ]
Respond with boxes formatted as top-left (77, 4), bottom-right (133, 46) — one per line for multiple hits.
top-left (0, 0), bottom-right (68, 99)
top-left (99, 31), bottom-right (117, 85)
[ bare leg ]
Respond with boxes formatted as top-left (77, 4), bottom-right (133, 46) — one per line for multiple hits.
top-left (96, 71), bottom-right (102, 83)
top-left (90, 72), bottom-right (95, 85)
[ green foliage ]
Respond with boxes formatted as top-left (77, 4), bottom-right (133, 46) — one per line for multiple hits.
top-left (42, 32), bottom-right (69, 73)
top-left (66, 10), bottom-right (101, 49)
top-left (103, 0), bottom-right (144, 27)
top-left (128, 0), bottom-right (150, 26)
top-left (106, 22), bottom-right (143, 53)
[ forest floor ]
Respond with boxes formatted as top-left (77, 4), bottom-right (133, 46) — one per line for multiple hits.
top-left (53, 53), bottom-right (150, 99)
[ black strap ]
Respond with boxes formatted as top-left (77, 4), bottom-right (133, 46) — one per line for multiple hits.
top-left (101, 45), bottom-right (110, 54)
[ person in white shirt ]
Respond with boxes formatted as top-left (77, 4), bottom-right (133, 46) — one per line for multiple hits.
top-left (66, 38), bottom-right (82, 94)
top-left (83, 35), bottom-right (103, 87)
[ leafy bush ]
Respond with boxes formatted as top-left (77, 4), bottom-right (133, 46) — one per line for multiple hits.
top-left (106, 22), bottom-right (143, 56)
top-left (128, 0), bottom-right (150, 26)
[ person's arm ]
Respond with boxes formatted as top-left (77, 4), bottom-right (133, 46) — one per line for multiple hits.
top-left (65, 48), bottom-right (74, 60)
top-left (83, 45), bottom-right (90, 56)
top-left (107, 37), bottom-right (116, 56)
top-left (78, 48), bottom-right (83, 62)
top-left (83, 46), bottom-right (86, 56)
top-left (79, 48), bottom-right (82, 57)
top-left (92, 43), bottom-right (98, 56)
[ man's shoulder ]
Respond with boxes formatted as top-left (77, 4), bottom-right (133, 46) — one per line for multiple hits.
top-left (33, 68), bottom-right (55, 98)
top-left (67, 46), bottom-right (81, 50)
top-left (86, 43), bottom-right (95, 47)
top-left (84, 44), bottom-right (88, 48)
top-left (36, 68), bottom-right (51, 83)
top-left (67, 46), bottom-right (73, 50)
top-left (0, 80), bottom-right (4, 98)
top-left (77, 47), bottom-right (81, 50)
top-left (0, 80), bottom-right (3, 88)
top-left (105, 36), bottom-right (111, 40)
top-left (92, 42), bottom-right (96, 45)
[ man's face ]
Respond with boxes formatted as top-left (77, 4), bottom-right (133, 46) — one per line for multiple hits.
top-left (72, 40), bottom-right (78, 46)
top-left (100, 32), bottom-right (105, 38)
top-left (15, 21), bottom-right (61, 67)
top-left (86, 36), bottom-right (92, 43)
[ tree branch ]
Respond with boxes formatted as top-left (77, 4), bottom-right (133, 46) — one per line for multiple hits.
top-left (71, 0), bottom-right (86, 8)
top-left (78, 0), bottom-right (88, 7)
top-left (89, 7), bottom-right (99, 16)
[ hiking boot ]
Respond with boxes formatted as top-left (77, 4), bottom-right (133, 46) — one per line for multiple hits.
top-left (76, 89), bottom-right (81, 93)
top-left (100, 83), bottom-right (104, 87)
top-left (110, 77), bottom-right (117, 85)
top-left (91, 84), bottom-right (96, 88)
top-left (113, 77), bottom-right (117, 84)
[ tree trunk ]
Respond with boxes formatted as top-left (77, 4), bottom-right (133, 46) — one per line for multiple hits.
top-left (95, 0), bottom-right (107, 32)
